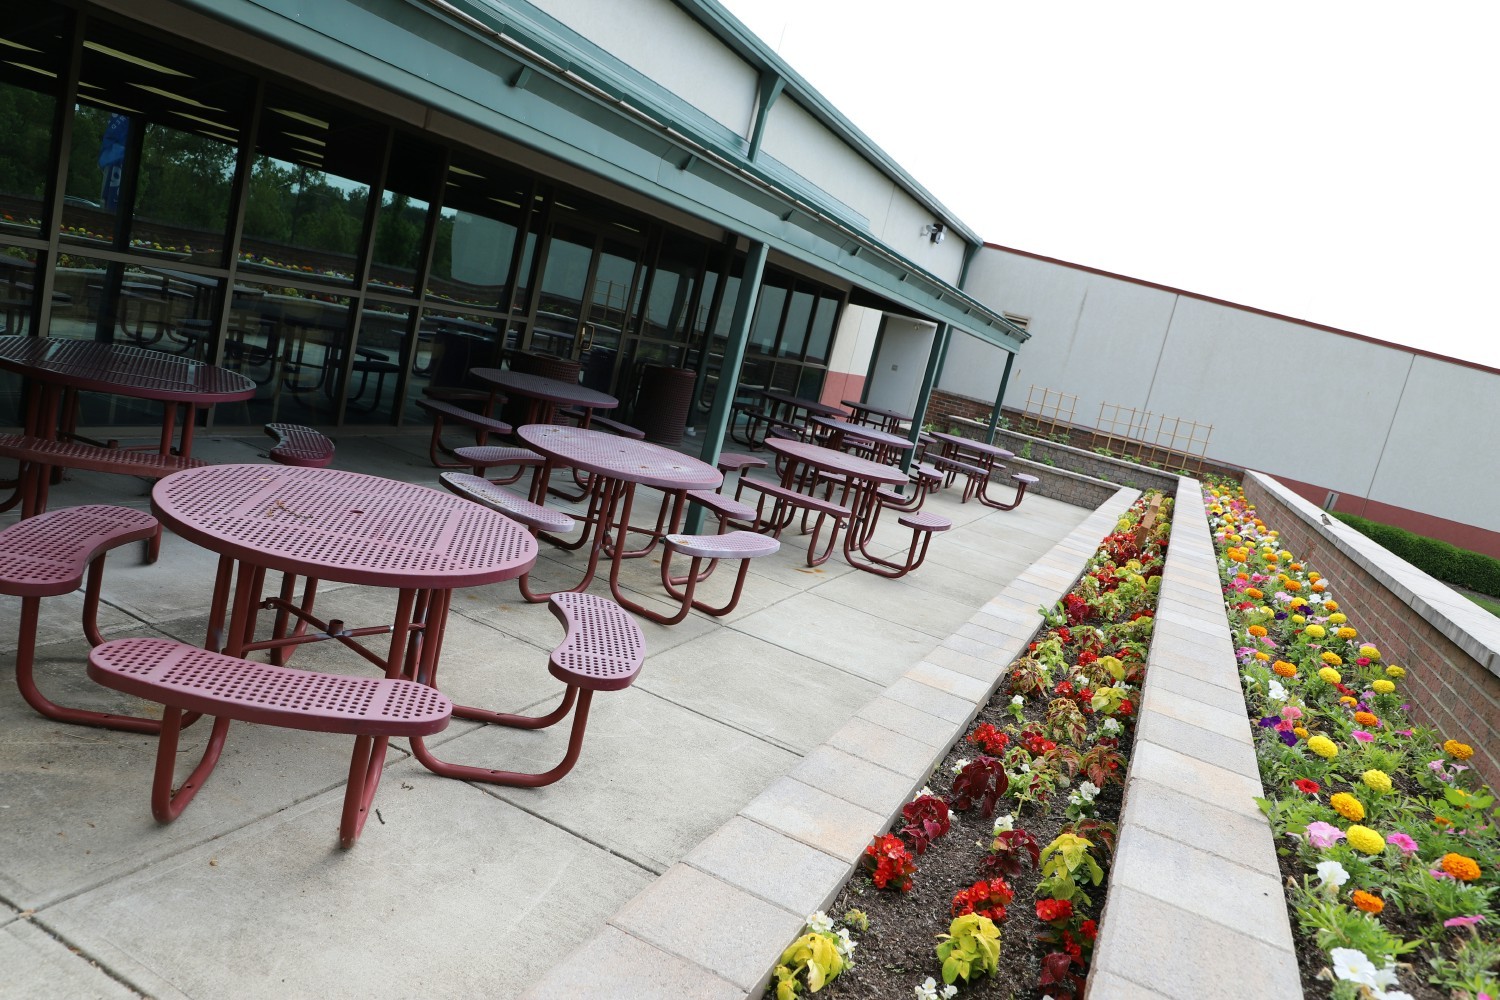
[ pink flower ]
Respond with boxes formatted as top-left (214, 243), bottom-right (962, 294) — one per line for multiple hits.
top-left (1280, 706), bottom-right (1303, 721)
top-left (1356, 657), bottom-right (1371, 667)
top-left (1352, 730), bottom-right (1375, 743)
top-left (1396, 729), bottom-right (1414, 737)
top-left (1432, 868), bottom-right (1458, 881)
top-left (1445, 915), bottom-right (1486, 927)
top-left (1386, 833), bottom-right (1419, 855)
top-left (1305, 821), bottom-right (1345, 849)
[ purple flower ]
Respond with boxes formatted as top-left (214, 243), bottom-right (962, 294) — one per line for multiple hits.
top-left (1305, 821), bottom-right (1345, 848)
top-left (1259, 716), bottom-right (1280, 729)
top-left (1274, 611), bottom-right (1288, 620)
top-left (1278, 731), bottom-right (1298, 747)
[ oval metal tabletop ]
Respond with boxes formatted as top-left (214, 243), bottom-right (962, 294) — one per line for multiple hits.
top-left (518, 424), bottom-right (722, 491)
top-left (0, 336), bottom-right (255, 403)
top-left (810, 416), bottom-right (915, 451)
top-left (471, 368), bottom-right (619, 410)
top-left (928, 431), bottom-right (1013, 460)
top-left (765, 438), bottom-right (907, 485)
top-left (152, 464), bottom-right (538, 589)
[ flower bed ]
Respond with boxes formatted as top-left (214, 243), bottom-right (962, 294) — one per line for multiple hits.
top-left (1205, 481), bottom-right (1500, 1000)
top-left (771, 492), bottom-right (1172, 999)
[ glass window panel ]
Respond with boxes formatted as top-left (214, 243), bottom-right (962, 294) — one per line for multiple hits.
top-left (427, 157), bottom-right (524, 311)
top-left (341, 303), bottom-right (411, 425)
top-left (795, 365), bottom-right (826, 401)
top-left (404, 307), bottom-right (508, 418)
top-left (0, 79), bottom-right (58, 239)
top-left (777, 287), bottom-right (814, 359)
top-left (61, 103), bottom-right (123, 246)
top-left (369, 136), bottom-right (440, 296)
top-left (805, 293), bottom-right (839, 364)
top-left (225, 281), bottom-right (349, 424)
top-left (748, 281), bottom-right (785, 355)
top-left (0, 247), bottom-right (39, 337)
top-left (48, 251), bottom-right (114, 342)
top-left (241, 90), bottom-right (380, 287)
top-left (131, 122), bottom-right (235, 265)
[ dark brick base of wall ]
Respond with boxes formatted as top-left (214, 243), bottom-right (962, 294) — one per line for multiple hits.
top-left (1243, 477), bottom-right (1500, 792)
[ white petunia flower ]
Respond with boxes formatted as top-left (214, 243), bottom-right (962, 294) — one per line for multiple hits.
top-left (992, 814), bottom-right (1014, 835)
top-left (805, 911), bottom-right (833, 935)
top-left (951, 757), bottom-right (971, 775)
top-left (1329, 947), bottom-right (1378, 987)
top-left (1267, 679), bottom-right (1287, 702)
top-left (1316, 860), bottom-right (1350, 889)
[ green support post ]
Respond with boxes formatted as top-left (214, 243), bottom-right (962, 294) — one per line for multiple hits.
top-left (902, 322), bottom-right (952, 475)
top-left (688, 240), bottom-right (768, 533)
top-left (986, 350), bottom-right (1015, 445)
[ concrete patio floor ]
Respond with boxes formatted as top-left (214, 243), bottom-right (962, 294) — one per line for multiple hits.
top-left (0, 427), bottom-right (1091, 999)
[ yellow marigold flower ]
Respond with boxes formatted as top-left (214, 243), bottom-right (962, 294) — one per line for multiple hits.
top-left (1292, 614), bottom-right (1307, 624)
top-left (1444, 740), bottom-right (1475, 761)
top-left (1321, 651), bottom-right (1343, 667)
top-left (1443, 853), bottom-right (1482, 882)
top-left (1327, 613), bottom-right (1348, 625)
top-left (1352, 890), bottom-right (1384, 914)
top-left (1318, 667), bottom-right (1342, 684)
top-left (1308, 571), bottom-right (1322, 582)
top-left (1385, 665), bottom-right (1405, 679)
top-left (1339, 696), bottom-right (1358, 707)
top-left (1273, 661), bottom-right (1298, 678)
top-left (1285, 579), bottom-right (1303, 592)
top-left (1325, 600), bottom-right (1340, 612)
top-left (1362, 770), bottom-right (1392, 793)
top-left (1311, 581), bottom-right (1328, 592)
top-left (1359, 645), bottom-right (1380, 660)
top-left (1279, 550), bottom-right (1293, 560)
top-left (1245, 587), bottom-right (1264, 599)
top-left (1248, 625), bottom-right (1268, 638)
top-left (1253, 651), bottom-right (1270, 662)
top-left (1346, 825), bottom-right (1384, 855)
top-left (1337, 627), bottom-right (1358, 641)
top-left (1228, 534), bottom-right (1242, 543)
top-left (1304, 624), bottom-right (1327, 639)
top-left (1354, 711), bottom-right (1379, 727)
top-left (1307, 735), bottom-right (1338, 759)
top-left (1372, 679), bottom-right (1395, 694)
top-left (1330, 793), bottom-right (1366, 822)
top-left (1293, 726), bottom-right (1309, 739)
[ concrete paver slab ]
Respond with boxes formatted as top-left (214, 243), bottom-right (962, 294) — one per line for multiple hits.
top-left (523, 925), bottom-right (746, 1000)
top-left (684, 815), bottom-right (850, 916)
top-left (2, 918), bottom-right (139, 1000)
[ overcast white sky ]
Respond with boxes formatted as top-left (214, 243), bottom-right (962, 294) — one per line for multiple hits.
top-left (717, 0), bottom-right (1500, 370)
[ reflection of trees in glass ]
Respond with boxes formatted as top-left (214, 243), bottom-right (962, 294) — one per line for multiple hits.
top-left (373, 193), bottom-right (425, 271)
top-left (0, 83), bottom-right (55, 203)
top-left (133, 125), bottom-right (235, 239)
top-left (66, 104), bottom-right (109, 203)
top-left (245, 155), bottom-right (370, 256)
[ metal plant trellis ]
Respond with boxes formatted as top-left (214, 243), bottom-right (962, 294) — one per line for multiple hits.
top-left (1094, 401), bottom-right (1214, 473)
top-left (1019, 385), bottom-right (1077, 439)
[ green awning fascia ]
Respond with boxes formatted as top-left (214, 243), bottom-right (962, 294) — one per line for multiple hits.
top-left (175, 0), bottom-right (1026, 350)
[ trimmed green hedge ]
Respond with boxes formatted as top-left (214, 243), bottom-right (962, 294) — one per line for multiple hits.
top-left (1334, 513), bottom-right (1500, 598)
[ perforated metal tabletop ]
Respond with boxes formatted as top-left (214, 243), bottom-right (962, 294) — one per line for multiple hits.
top-left (810, 416), bottom-right (916, 452)
top-left (518, 424), bottom-right (721, 491)
top-left (928, 431), bottom-right (1014, 461)
top-left (152, 464), bottom-right (537, 589)
top-left (471, 369), bottom-right (619, 410)
top-left (0, 335), bottom-right (255, 404)
top-left (765, 438), bottom-right (907, 485)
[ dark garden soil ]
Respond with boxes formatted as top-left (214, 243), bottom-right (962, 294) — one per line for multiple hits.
top-left (809, 634), bottom-right (1130, 1000)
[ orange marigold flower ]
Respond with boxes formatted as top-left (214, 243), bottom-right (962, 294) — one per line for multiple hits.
top-left (1444, 739), bottom-right (1475, 761)
top-left (1339, 696), bottom-right (1358, 707)
top-left (1351, 890), bottom-right (1384, 914)
top-left (1311, 581), bottom-right (1327, 592)
top-left (1248, 625), bottom-right (1268, 638)
top-left (1434, 816), bottom-right (1452, 827)
top-left (1354, 711), bottom-right (1379, 727)
top-left (1285, 579), bottom-right (1302, 592)
top-left (1443, 853), bottom-right (1482, 882)
top-left (1253, 651), bottom-right (1270, 662)
top-left (1273, 661), bottom-right (1298, 678)
top-left (1235, 572), bottom-right (1249, 582)
top-left (1245, 587), bottom-right (1264, 599)
top-left (1289, 563), bottom-right (1303, 572)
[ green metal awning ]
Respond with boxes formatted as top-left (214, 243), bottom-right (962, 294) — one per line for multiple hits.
top-left (178, 0), bottom-right (1028, 351)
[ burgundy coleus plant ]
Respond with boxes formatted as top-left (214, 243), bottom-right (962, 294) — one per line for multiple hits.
top-left (898, 793), bottom-right (951, 855)
top-left (980, 828), bottom-right (1041, 879)
top-left (951, 755), bottom-right (1008, 817)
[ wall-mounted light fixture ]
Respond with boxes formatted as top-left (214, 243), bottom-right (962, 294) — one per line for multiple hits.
top-left (921, 222), bottom-right (946, 245)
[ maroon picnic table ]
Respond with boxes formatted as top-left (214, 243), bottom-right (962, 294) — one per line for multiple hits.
top-left (764, 437), bottom-right (908, 572)
top-left (926, 430), bottom-right (1033, 509)
top-left (0, 334), bottom-right (255, 458)
top-left (809, 415), bottom-right (915, 465)
top-left (470, 367), bottom-right (618, 426)
top-left (734, 388), bottom-right (846, 449)
top-left (840, 399), bottom-right (912, 433)
top-left (151, 463), bottom-right (540, 785)
top-left (516, 423), bottom-right (721, 602)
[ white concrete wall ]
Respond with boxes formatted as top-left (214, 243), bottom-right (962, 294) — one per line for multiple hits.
top-left (827, 304), bottom-right (881, 378)
top-left (940, 330), bottom-right (1005, 403)
top-left (867, 318), bottom-right (937, 415)
top-left (759, 99), bottom-right (963, 282)
top-left (963, 246), bottom-right (1500, 535)
top-left (526, 0), bottom-right (758, 135)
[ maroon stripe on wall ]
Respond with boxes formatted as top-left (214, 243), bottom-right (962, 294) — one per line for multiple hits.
top-left (1261, 471), bottom-right (1500, 560)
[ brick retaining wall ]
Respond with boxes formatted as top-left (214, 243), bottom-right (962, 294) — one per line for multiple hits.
top-left (1243, 472), bottom-right (1500, 790)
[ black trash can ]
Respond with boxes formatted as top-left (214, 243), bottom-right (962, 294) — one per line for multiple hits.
top-left (633, 365), bottom-right (695, 445)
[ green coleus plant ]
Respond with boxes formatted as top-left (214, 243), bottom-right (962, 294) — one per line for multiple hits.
top-left (934, 913), bottom-right (1001, 985)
